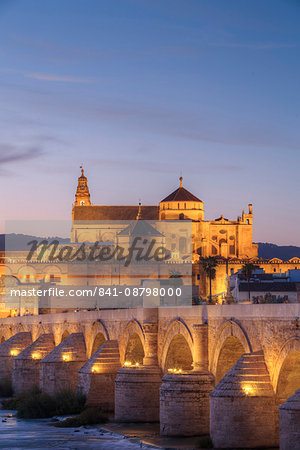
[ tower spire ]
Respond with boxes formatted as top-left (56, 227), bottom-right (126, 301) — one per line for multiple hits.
top-left (74, 166), bottom-right (91, 206)
top-left (136, 201), bottom-right (143, 220)
top-left (179, 176), bottom-right (183, 188)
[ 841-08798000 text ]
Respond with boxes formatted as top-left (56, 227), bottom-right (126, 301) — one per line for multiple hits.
top-left (9, 286), bottom-right (182, 298)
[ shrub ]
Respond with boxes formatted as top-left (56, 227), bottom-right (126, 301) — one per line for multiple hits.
top-left (17, 391), bottom-right (57, 419)
top-left (0, 378), bottom-right (13, 397)
top-left (54, 407), bottom-right (108, 427)
top-left (53, 389), bottom-right (86, 416)
top-left (2, 387), bottom-right (86, 419)
top-left (195, 435), bottom-right (213, 448)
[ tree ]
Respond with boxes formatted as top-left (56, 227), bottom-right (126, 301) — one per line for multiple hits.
top-left (200, 257), bottom-right (218, 303)
top-left (241, 262), bottom-right (256, 302)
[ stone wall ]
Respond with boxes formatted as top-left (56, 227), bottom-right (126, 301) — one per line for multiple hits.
top-left (40, 332), bottom-right (86, 395)
top-left (12, 333), bottom-right (55, 394)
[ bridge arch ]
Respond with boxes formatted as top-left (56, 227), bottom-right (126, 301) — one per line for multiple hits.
top-left (210, 319), bottom-right (252, 382)
top-left (32, 322), bottom-right (47, 342)
top-left (60, 329), bottom-right (70, 343)
top-left (272, 336), bottom-right (300, 403)
top-left (88, 320), bottom-right (109, 357)
top-left (0, 324), bottom-right (11, 342)
top-left (13, 322), bottom-right (26, 334)
top-left (161, 318), bottom-right (193, 372)
top-left (120, 319), bottom-right (145, 365)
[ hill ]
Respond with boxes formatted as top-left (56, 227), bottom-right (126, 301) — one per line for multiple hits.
top-left (0, 235), bottom-right (299, 261)
top-left (257, 242), bottom-right (300, 261)
top-left (0, 234), bottom-right (70, 251)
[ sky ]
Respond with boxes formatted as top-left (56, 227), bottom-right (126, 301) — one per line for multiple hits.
top-left (0, 0), bottom-right (299, 244)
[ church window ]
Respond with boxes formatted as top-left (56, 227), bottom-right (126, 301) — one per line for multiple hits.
top-left (211, 245), bottom-right (217, 255)
top-left (229, 245), bottom-right (235, 254)
top-left (179, 237), bottom-right (187, 252)
top-left (178, 203), bottom-right (180, 209)
top-left (184, 203), bottom-right (186, 209)
top-left (212, 235), bottom-right (217, 241)
top-left (219, 229), bottom-right (226, 234)
top-left (80, 201), bottom-right (85, 206)
top-left (247, 219), bottom-right (250, 224)
top-left (229, 236), bottom-right (234, 240)
top-left (179, 213), bottom-right (184, 220)
top-left (161, 213), bottom-right (165, 220)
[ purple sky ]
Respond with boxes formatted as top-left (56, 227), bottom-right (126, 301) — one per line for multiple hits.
top-left (0, 1), bottom-right (299, 244)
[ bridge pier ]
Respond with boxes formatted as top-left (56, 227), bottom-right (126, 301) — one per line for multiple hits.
top-left (279, 389), bottom-right (300, 450)
top-left (12, 333), bottom-right (55, 394)
top-left (115, 311), bottom-right (162, 422)
top-left (40, 333), bottom-right (86, 395)
top-left (78, 340), bottom-right (121, 413)
top-left (210, 351), bottom-right (278, 448)
top-left (160, 324), bottom-right (214, 436)
top-left (0, 332), bottom-right (32, 384)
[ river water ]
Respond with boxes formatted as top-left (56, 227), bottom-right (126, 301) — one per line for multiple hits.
top-left (0, 409), bottom-right (142, 449)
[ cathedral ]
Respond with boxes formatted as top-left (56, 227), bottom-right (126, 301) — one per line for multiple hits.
top-left (72, 167), bottom-right (258, 261)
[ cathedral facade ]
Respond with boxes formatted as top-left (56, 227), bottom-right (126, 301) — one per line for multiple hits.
top-left (72, 168), bottom-right (258, 261)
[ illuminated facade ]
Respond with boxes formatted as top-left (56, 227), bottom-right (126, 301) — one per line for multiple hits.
top-left (72, 169), bottom-right (258, 260)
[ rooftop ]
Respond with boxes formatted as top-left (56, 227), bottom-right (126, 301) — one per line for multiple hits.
top-left (160, 177), bottom-right (202, 203)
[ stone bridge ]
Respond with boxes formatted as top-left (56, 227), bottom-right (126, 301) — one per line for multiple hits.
top-left (0, 304), bottom-right (299, 448)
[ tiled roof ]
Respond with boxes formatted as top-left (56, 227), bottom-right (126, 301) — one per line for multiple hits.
top-left (73, 205), bottom-right (159, 221)
top-left (118, 220), bottom-right (164, 237)
top-left (161, 186), bottom-right (202, 203)
top-left (239, 281), bottom-right (297, 292)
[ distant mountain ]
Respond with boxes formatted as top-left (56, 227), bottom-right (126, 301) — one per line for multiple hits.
top-left (0, 234), bottom-right (70, 251)
top-left (257, 243), bottom-right (300, 261)
top-left (0, 235), bottom-right (299, 261)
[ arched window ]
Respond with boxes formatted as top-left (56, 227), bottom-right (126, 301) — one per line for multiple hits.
top-left (179, 213), bottom-right (184, 220)
top-left (161, 213), bottom-right (165, 220)
top-left (211, 245), bottom-right (218, 255)
top-left (179, 237), bottom-right (187, 252)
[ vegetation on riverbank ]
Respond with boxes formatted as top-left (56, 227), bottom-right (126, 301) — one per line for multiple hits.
top-left (0, 378), bottom-right (13, 397)
top-left (2, 387), bottom-right (86, 419)
top-left (54, 407), bottom-right (108, 427)
top-left (195, 435), bottom-right (213, 448)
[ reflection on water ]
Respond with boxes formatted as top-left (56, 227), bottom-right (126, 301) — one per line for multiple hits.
top-left (0, 408), bottom-right (140, 449)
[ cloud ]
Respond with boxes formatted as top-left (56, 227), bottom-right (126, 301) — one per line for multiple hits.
top-left (90, 157), bottom-right (241, 175)
top-left (213, 42), bottom-right (299, 50)
top-left (0, 145), bottom-right (44, 175)
top-left (11, 34), bottom-right (114, 64)
top-left (26, 72), bottom-right (92, 83)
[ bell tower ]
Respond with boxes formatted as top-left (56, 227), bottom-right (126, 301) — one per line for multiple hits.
top-left (74, 166), bottom-right (91, 206)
